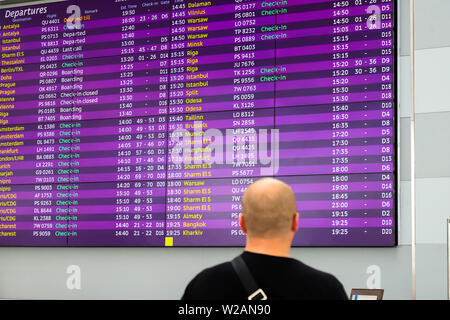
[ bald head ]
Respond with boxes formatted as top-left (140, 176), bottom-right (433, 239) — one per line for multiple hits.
top-left (241, 178), bottom-right (297, 239)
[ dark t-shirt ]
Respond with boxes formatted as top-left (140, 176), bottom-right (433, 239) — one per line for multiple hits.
top-left (182, 251), bottom-right (348, 300)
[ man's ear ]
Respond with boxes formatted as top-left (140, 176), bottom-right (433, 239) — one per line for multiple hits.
top-left (292, 212), bottom-right (299, 233)
top-left (239, 214), bottom-right (247, 234)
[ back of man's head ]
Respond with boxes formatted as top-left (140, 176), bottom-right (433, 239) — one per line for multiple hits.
top-left (241, 178), bottom-right (297, 239)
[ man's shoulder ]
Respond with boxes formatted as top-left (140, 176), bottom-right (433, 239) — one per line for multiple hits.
top-left (182, 261), bottom-right (244, 300)
top-left (293, 259), bottom-right (342, 284)
top-left (182, 254), bottom-right (348, 300)
top-left (288, 259), bottom-right (347, 298)
top-left (194, 261), bottom-right (235, 281)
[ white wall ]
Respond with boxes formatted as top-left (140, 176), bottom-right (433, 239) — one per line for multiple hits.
top-left (399, 0), bottom-right (450, 300)
top-left (1, 0), bottom-right (449, 300)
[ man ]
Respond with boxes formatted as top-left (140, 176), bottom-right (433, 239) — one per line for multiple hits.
top-left (181, 178), bottom-right (348, 300)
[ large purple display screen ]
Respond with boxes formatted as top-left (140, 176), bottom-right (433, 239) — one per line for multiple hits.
top-left (0, 0), bottom-right (397, 246)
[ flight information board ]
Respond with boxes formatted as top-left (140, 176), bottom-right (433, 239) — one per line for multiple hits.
top-left (0, 0), bottom-right (397, 247)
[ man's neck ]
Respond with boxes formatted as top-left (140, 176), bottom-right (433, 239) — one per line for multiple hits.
top-left (244, 237), bottom-right (291, 258)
